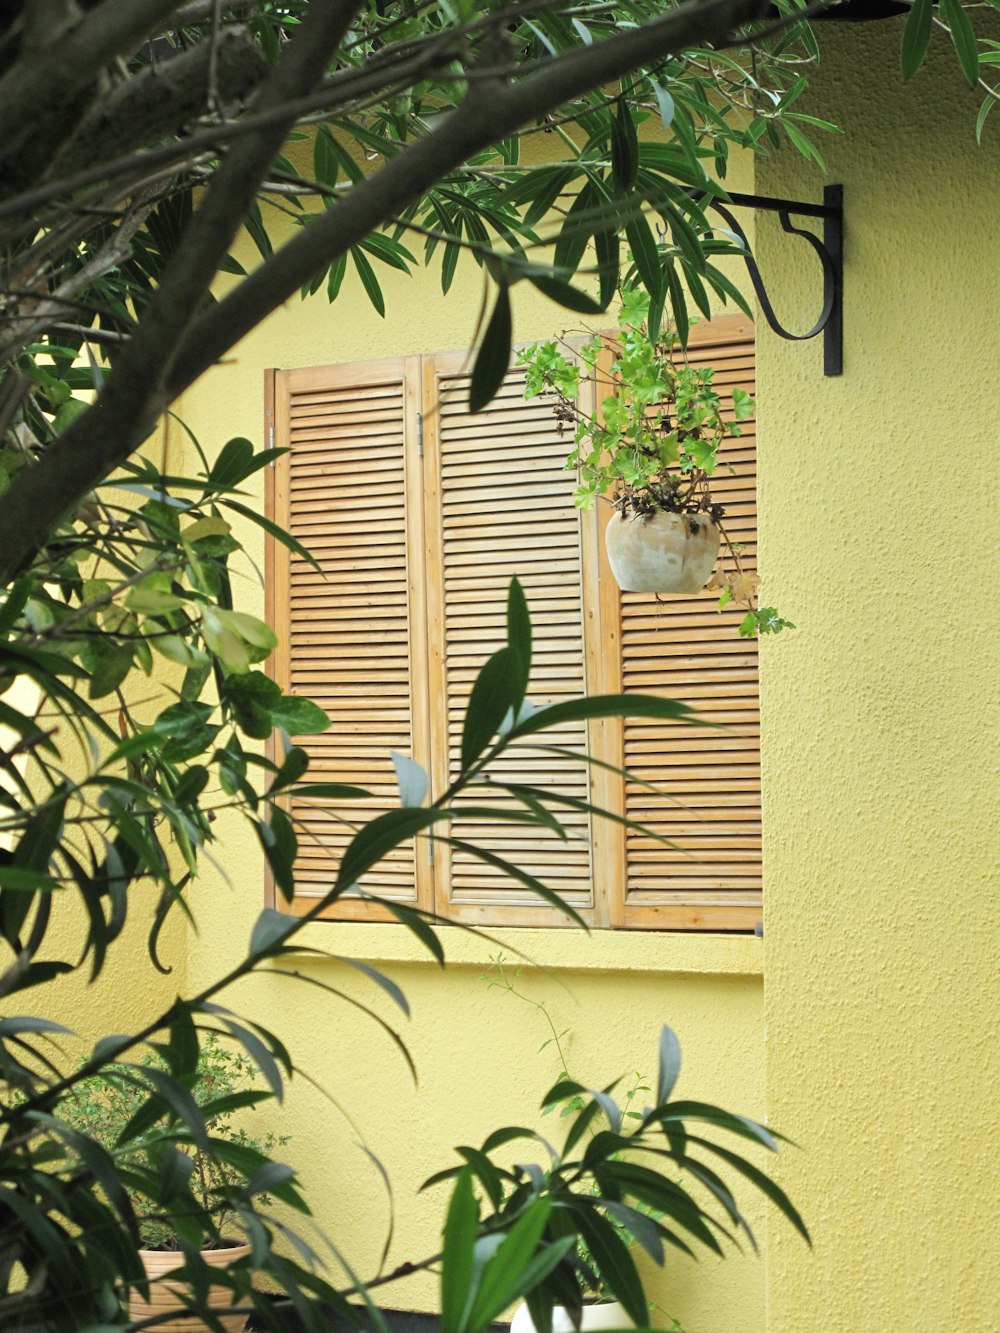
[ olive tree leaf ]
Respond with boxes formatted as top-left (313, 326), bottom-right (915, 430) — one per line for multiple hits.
top-left (901, 0), bottom-right (933, 79)
top-left (610, 95), bottom-right (639, 192)
top-left (506, 577), bottom-right (532, 706)
top-left (335, 808), bottom-right (453, 895)
top-left (250, 908), bottom-right (298, 959)
top-left (392, 752), bottom-right (429, 807)
top-left (257, 807), bottom-right (298, 902)
top-left (941, 0), bottom-right (979, 86)
top-left (469, 283), bottom-right (512, 412)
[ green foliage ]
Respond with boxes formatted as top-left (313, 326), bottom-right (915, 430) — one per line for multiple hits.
top-left (0, 414), bottom-right (805, 1325)
top-left (739, 607), bottom-right (797, 638)
top-left (15, 0), bottom-right (996, 1323)
top-left (517, 292), bottom-right (792, 636)
top-left (56, 1034), bottom-right (291, 1250)
top-left (427, 1026), bottom-right (810, 1333)
top-left (483, 958), bottom-right (661, 1304)
top-left (518, 289), bottom-right (743, 517)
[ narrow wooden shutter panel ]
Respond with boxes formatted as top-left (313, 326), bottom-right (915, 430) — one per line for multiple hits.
top-left (422, 354), bottom-right (596, 927)
top-left (267, 359), bottom-right (431, 919)
top-left (600, 316), bottom-right (762, 930)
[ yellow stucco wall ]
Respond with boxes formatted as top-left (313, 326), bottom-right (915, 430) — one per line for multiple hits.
top-left (755, 26), bottom-right (1000, 1333)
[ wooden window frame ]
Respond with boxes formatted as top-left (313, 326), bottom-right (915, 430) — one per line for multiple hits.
top-left (265, 315), bottom-right (761, 932)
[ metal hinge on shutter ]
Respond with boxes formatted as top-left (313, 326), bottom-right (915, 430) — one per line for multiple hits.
top-left (416, 411), bottom-right (424, 457)
top-left (267, 423), bottom-right (275, 461)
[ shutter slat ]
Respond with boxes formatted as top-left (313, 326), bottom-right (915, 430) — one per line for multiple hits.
top-left (618, 330), bottom-right (760, 922)
top-left (428, 360), bottom-right (593, 919)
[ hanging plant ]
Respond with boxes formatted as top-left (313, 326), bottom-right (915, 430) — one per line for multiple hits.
top-left (518, 288), bottom-right (792, 636)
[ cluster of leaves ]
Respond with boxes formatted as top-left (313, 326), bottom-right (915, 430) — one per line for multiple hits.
top-left (519, 286), bottom-right (754, 515)
top-left (484, 957), bottom-right (661, 1305)
top-left (299, 2), bottom-right (832, 327)
top-left (0, 446), bottom-right (784, 1330)
top-left (0, 426), bottom-right (331, 978)
top-left (55, 1033), bottom-right (291, 1250)
top-left (429, 1025), bottom-right (810, 1333)
top-left (0, 0), bottom-right (847, 584)
top-left (517, 289), bottom-right (784, 632)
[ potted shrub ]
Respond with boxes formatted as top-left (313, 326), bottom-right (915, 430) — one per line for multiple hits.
top-left (518, 289), bottom-right (790, 635)
top-left (475, 960), bottom-right (759, 1333)
top-left (58, 1034), bottom-right (292, 1332)
top-left (507, 1200), bottom-right (648, 1333)
top-left (428, 1019), bottom-right (807, 1333)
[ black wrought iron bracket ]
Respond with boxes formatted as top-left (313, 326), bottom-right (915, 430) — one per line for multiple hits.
top-left (693, 183), bottom-right (844, 376)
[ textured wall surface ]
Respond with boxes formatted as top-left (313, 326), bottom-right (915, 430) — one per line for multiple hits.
top-left (755, 26), bottom-right (1000, 1333)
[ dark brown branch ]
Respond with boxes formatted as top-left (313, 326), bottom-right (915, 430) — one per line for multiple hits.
top-left (0, 17), bottom-right (465, 229)
top-left (106, 0), bottom-right (367, 381)
top-left (49, 25), bottom-right (268, 185)
top-left (0, 0), bottom-right (185, 185)
top-left (165, 0), bottom-right (264, 30)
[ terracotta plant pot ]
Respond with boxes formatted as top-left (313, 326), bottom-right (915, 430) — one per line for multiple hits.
top-left (605, 509), bottom-right (720, 594)
top-left (510, 1299), bottom-right (635, 1333)
top-left (129, 1242), bottom-right (251, 1332)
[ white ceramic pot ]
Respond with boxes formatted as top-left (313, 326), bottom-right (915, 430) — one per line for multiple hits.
top-left (129, 1242), bottom-right (251, 1332)
top-left (510, 1299), bottom-right (635, 1333)
top-left (605, 509), bottom-right (720, 594)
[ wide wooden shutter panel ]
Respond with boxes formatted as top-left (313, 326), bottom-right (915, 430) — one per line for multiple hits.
top-left (267, 359), bottom-right (432, 919)
top-left (595, 315), bottom-right (762, 931)
top-left (422, 354), bottom-right (595, 927)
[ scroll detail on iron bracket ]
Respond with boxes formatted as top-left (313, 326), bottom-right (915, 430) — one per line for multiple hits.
top-left (693, 183), bottom-right (844, 377)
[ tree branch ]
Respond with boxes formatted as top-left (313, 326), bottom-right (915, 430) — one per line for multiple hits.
top-left (0, 0), bottom-right (772, 583)
top-left (48, 25), bottom-right (268, 186)
top-left (0, 0), bottom-right (185, 185)
top-left (0, 14), bottom-right (465, 229)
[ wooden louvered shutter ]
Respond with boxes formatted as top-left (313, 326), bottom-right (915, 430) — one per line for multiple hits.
top-left (266, 359), bottom-right (432, 919)
top-left (421, 352), bottom-right (597, 927)
top-left (593, 315), bottom-right (762, 931)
